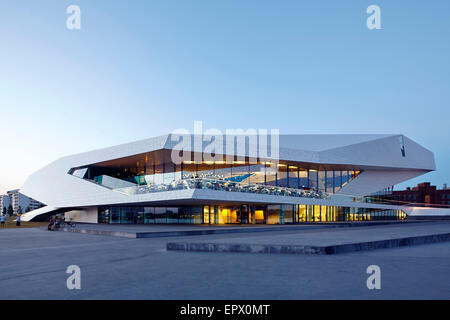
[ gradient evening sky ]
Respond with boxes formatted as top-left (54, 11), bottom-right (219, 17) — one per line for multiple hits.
top-left (0, 0), bottom-right (449, 195)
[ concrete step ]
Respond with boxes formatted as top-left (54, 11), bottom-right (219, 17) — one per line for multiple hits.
top-left (166, 232), bottom-right (450, 255)
top-left (39, 220), bottom-right (428, 239)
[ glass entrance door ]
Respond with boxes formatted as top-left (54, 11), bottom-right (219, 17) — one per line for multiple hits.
top-left (203, 206), bottom-right (216, 224)
top-left (240, 205), bottom-right (250, 224)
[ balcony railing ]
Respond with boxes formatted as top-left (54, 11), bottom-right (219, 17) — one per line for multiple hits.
top-left (106, 177), bottom-right (402, 207)
top-left (113, 177), bottom-right (330, 199)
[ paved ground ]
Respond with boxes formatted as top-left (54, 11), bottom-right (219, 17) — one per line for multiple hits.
top-left (1, 225), bottom-right (450, 299)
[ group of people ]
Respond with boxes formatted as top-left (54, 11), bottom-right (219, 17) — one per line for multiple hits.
top-left (130, 177), bottom-right (327, 200)
top-left (47, 218), bottom-right (59, 231)
top-left (0, 214), bottom-right (21, 227)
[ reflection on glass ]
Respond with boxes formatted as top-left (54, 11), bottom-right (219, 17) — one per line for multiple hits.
top-left (144, 207), bottom-right (155, 224)
top-left (308, 170), bottom-right (318, 191)
top-left (248, 164), bottom-right (265, 185)
top-left (318, 171), bottom-right (326, 192)
top-left (285, 205), bottom-right (294, 223)
top-left (167, 207), bottom-right (178, 223)
top-left (265, 163), bottom-right (277, 186)
top-left (333, 170), bottom-right (341, 193)
top-left (155, 207), bottom-right (166, 223)
top-left (277, 164), bottom-right (287, 187)
top-left (97, 204), bottom-right (407, 225)
top-left (299, 169), bottom-right (308, 188)
top-left (288, 166), bottom-right (298, 189)
top-left (266, 205), bottom-right (279, 224)
top-left (232, 164), bottom-right (250, 184)
top-left (77, 150), bottom-right (364, 198)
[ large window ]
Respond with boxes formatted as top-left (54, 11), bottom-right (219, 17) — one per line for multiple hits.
top-left (308, 170), bottom-right (318, 191)
top-left (299, 169), bottom-right (308, 188)
top-left (232, 163), bottom-right (250, 184)
top-left (318, 171), bottom-right (326, 192)
top-left (296, 205), bottom-right (307, 222)
top-left (284, 205), bottom-right (294, 223)
top-left (73, 150), bottom-right (362, 197)
top-left (248, 164), bottom-right (265, 185)
top-left (277, 164), bottom-right (288, 187)
top-left (144, 207), bottom-right (155, 224)
top-left (266, 205), bottom-right (280, 224)
top-left (166, 207), bottom-right (179, 223)
top-left (265, 162), bottom-right (277, 186)
top-left (288, 166), bottom-right (299, 189)
top-left (98, 205), bottom-right (406, 225)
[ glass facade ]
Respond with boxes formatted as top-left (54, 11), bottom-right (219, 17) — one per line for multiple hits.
top-left (77, 149), bottom-right (406, 225)
top-left (70, 150), bottom-right (362, 195)
top-left (98, 205), bottom-right (407, 225)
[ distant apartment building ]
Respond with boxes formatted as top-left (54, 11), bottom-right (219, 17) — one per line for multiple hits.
top-left (392, 182), bottom-right (450, 207)
top-left (0, 194), bottom-right (11, 214)
top-left (3, 189), bottom-right (43, 215)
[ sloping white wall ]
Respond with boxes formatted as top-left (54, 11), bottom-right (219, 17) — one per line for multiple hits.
top-left (101, 175), bottom-right (136, 189)
top-left (337, 169), bottom-right (430, 197)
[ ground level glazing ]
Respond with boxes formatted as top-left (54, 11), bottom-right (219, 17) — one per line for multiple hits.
top-left (97, 204), bottom-right (406, 224)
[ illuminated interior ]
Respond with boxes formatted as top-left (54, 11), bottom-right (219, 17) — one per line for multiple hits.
top-left (97, 204), bottom-right (406, 224)
top-left (69, 149), bottom-right (362, 193)
top-left (73, 150), bottom-right (407, 225)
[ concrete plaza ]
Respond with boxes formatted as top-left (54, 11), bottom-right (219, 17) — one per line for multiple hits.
top-left (0, 223), bottom-right (449, 299)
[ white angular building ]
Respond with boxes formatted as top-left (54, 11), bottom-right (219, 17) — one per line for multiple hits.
top-left (20, 134), bottom-right (435, 224)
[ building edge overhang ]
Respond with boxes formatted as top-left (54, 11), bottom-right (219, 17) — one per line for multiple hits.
top-left (39, 134), bottom-right (436, 171)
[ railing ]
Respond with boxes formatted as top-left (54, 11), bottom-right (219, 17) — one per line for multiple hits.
top-left (114, 177), bottom-right (331, 199)
top-left (111, 177), bottom-right (405, 207)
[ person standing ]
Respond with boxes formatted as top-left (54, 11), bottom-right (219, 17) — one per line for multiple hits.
top-left (48, 218), bottom-right (54, 231)
top-left (16, 215), bottom-right (21, 227)
top-left (1, 215), bottom-right (6, 228)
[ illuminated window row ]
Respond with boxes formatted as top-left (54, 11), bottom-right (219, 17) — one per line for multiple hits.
top-left (98, 205), bottom-right (406, 225)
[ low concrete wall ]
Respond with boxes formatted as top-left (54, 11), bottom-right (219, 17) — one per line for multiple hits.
top-left (405, 206), bottom-right (450, 217)
top-left (167, 232), bottom-right (450, 255)
top-left (65, 207), bottom-right (98, 223)
top-left (408, 216), bottom-right (450, 220)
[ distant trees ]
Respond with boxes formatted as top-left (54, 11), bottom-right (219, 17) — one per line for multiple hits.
top-left (7, 205), bottom-right (13, 216)
top-left (25, 206), bottom-right (31, 213)
top-left (17, 206), bottom-right (23, 215)
top-left (2, 207), bottom-right (6, 216)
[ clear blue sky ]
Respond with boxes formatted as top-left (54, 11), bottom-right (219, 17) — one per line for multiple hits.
top-left (1, 0), bottom-right (449, 194)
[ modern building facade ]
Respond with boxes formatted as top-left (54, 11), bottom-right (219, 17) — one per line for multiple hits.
top-left (20, 134), bottom-right (436, 224)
